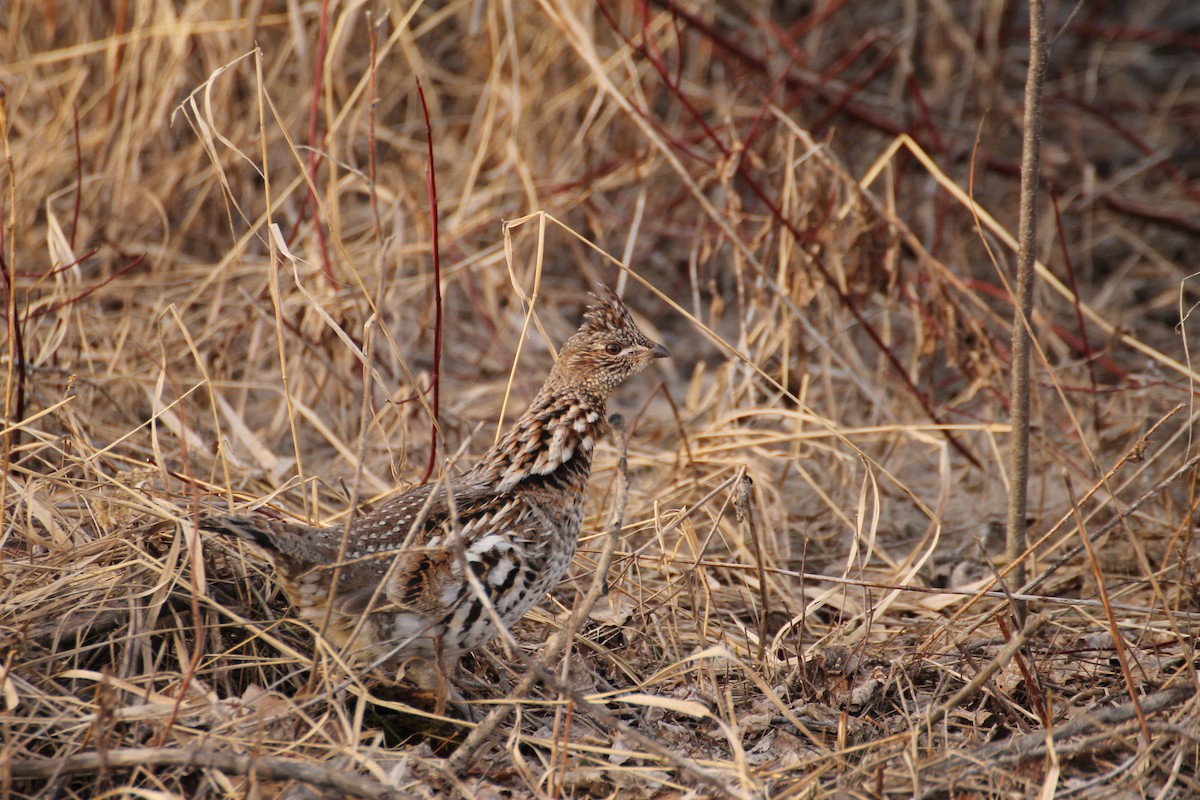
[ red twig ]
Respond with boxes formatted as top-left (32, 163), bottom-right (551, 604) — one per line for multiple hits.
top-left (1049, 323), bottom-right (1127, 381)
top-left (0, 86), bottom-right (26, 446)
top-left (1064, 471), bottom-right (1153, 746)
top-left (1057, 20), bottom-right (1200, 54)
top-left (366, 12), bottom-right (383, 245)
top-left (27, 254), bottom-right (144, 318)
top-left (1099, 192), bottom-right (1200, 237)
top-left (1059, 93), bottom-right (1200, 206)
top-left (602, 5), bottom-right (982, 468)
top-left (788, 0), bottom-right (847, 40)
top-left (13, 246), bottom-right (98, 279)
top-left (960, 278), bottom-right (1128, 380)
top-left (656, 0), bottom-right (1200, 237)
top-left (105, 0), bottom-right (128, 123)
top-left (416, 78), bottom-right (443, 485)
top-left (71, 108), bottom-right (82, 251)
top-left (904, 71), bottom-right (947, 153)
top-left (996, 614), bottom-right (1050, 726)
top-left (739, 49), bottom-right (800, 154)
top-left (1050, 192), bottom-right (1102, 429)
top-left (290, 0), bottom-right (335, 287)
top-left (311, 0), bottom-right (333, 286)
top-left (648, 0), bottom-right (908, 138)
top-left (596, 2), bottom-right (716, 168)
top-left (808, 40), bottom-right (895, 134)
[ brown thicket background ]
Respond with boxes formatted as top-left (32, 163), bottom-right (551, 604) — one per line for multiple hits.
top-left (2, 2), bottom-right (1200, 798)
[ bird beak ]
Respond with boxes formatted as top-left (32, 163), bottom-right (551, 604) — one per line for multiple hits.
top-left (648, 342), bottom-right (671, 360)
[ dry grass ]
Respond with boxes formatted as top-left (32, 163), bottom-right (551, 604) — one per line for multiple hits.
top-left (3, 2), bottom-right (1200, 797)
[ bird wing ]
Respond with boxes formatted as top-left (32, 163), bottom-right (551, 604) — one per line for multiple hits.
top-left (330, 482), bottom-right (542, 620)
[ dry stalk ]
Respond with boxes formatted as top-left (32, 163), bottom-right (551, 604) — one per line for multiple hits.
top-left (964, 681), bottom-right (1198, 765)
top-left (415, 76), bottom-right (444, 486)
top-left (1063, 471), bottom-right (1151, 745)
top-left (7, 746), bottom-right (406, 800)
top-left (1005, 0), bottom-right (1048, 600)
top-left (0, 84), bottom-right (19, 538)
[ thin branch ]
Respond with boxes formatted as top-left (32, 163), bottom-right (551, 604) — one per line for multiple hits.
top-left (1064, 470), bottom-right (1152, 745)
top-left (70, 107), bottom-right (82, 250)
top-left (1005, 0), bottom-right (1049, 599)
top-left (7, 747), bottom-right (405, 800)
top-left (0, 83), bottom-right (20, 534)
top-left (416, 76), bottom-right (443, 484)
top-left (1049, 192), bottom-right (1101, 434)
top-left (307, 0), bottom-right (334, 286)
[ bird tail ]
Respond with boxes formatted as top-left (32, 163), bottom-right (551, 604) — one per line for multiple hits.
top-left (199, 513), bottom-right (281, 552)
top-left (197, 513), bottom-right (331, 574)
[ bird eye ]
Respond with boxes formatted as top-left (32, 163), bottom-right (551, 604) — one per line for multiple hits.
top-left (605, 343), bottom-right (621, 355)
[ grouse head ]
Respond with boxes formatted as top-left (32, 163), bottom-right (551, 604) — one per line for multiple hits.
top-left (551, 285), bottom-right (669, 396)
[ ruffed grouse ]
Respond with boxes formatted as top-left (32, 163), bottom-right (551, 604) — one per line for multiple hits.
top-left (203, 286), bottom-right (668, 681)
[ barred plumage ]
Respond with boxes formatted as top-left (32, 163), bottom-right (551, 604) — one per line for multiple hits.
top-left (203, 286), bottom-right (668, 681)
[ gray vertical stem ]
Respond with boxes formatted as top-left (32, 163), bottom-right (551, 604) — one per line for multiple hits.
top-left (1007, 0), bottom-right (1048, 602)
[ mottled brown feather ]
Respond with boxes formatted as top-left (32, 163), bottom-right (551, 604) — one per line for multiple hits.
top-left (202, 286), bottom-right (668, 672)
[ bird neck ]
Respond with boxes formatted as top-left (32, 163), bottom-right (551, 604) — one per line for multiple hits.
top-left (473, 383), bottom-right (608, 493)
